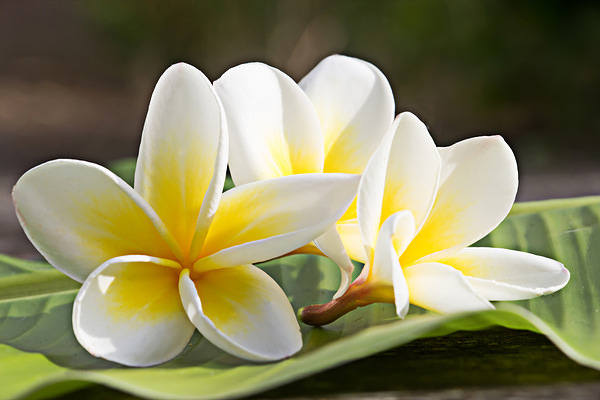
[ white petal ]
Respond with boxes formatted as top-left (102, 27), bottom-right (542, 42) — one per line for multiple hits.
top-left (358, 112), bottom-right (441, 252)
top-left (404, 262), bottom-right (494, 314)
top-left (392, 262), bottom-right (410, 318)
top-left (73, 255), bottom-right (194, 367)
top-left (369, 211), bottom-right (415, 318)
top-left (370, 211), bottom-right (415, 283)
top-left (214, 62), bottom-right (324, 185)
top-left (336, 220), bottom-right (367, 263)
top-left (194, 173), bottom-right (359, 271)
top-left (401, 136), bottom-right (518, 264)
top-left (189, 124), bottom-right (229, 261)
top-left (12, 160), bottom-right (180, 282)
top-left (135, 63), bottom-right (226, 255)
top-left (356, 131), bottom-right (391, 254)
top-left (299, 54), bottom-right (395, 174)
top-left (437, 247), bottom-right (570, 300)
top-left (314, 226), bottom-right (354, 299)
top-left (179, 266), bottom-right (301, 361)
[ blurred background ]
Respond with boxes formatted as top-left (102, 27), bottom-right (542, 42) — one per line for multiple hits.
top-left (1, 0), bottom-right (599, 256)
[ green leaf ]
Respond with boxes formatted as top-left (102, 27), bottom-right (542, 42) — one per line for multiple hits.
top-left (2, 197), bottom-right (600, 399)
top-left (508, 195), bottom-right (600, 216)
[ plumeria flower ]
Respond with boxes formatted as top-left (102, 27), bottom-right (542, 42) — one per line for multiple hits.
top-left (214, 55), bottom-right (395, 298)
top-left (301, 112), bottom-right (570, 325)
top-left (12, 63), bottom-right (359, 365)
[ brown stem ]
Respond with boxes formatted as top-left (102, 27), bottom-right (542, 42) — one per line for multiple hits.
top-left (300, 284), bottom-right (376, 326)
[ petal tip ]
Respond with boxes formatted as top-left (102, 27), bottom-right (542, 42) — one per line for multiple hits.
top-left (158, 62), bottom-right (211, 90)
top-left (558, 264), bottom-right (571, 287)
top-left (396, 303), bottom-right (410, 319)
top-left (396, 111), bottom-right (420, 122)
top-left (169, 61), bottom-right (194, 70)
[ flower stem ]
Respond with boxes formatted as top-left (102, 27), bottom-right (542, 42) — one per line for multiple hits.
top-left (300, 283), bottom-right (385, 326)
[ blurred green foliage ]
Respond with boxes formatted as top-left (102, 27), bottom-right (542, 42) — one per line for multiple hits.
top-left (79, 0), bottom-right (600, 164)
top-left (1, 1), bottom-right (597, 172)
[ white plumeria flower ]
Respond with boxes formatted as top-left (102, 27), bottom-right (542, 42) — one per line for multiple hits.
top-left (214, 54), bottom-right (395, 298)
top-left (301, 112), bottom-right (569, 325)
top-left (12, 63), bottom-right (359, 366)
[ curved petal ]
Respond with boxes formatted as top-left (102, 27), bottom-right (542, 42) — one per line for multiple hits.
top-left (336, 220), bottom-right (366, 263)
top-left (370, 211), bottom-right (415, 283)
top-left (400, 136), bottom-right (518, 265)
top-left (288, 242), bottom-right (324, 256)
top-left (214, 62), bottom-right (324, 185)
top-left (189, 124), bottom-right (229, 262)
top-left (356, 131), bottom-right (391, 253)
top-left (314, 226), bottom-right (354, 299)
top-left (436, 247), bottom-right (570, 300)
top-left (392, 263), bottom-right (410, 318)
top-left (73, 255), bottom-right (194, 367)
top-left (299, 54), bottom-right (395, 174)
top-left (12, 160), bottom-right (180, 282)
top-left (339, 195), bottom-right (358, 222)
top-left (369, 211), bottom-right (415, 318)
top-left (135, 63), bottom-right (226, 256)
top-left (404, 262), bottom-right (494, 314)
top-left (179, 266), bottom-right (301, 361)
top-left (194, 173), bottom-right (359, 271)
top-left (358, 112), bottom-right (441, 252)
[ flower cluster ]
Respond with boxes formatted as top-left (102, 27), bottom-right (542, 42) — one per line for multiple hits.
top-left (13, 55), bottom-right (569, 367)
